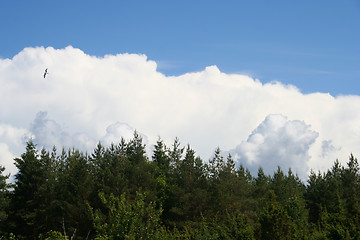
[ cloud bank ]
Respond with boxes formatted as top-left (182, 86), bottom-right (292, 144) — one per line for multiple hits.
top-left (0, 46), bottom-right (359, 179)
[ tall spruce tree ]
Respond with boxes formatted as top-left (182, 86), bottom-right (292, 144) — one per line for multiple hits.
top-left (0, 165), bottom-right (11, 234)
top-left (259, 190), bottom-right (292, 240)
top-left (57, 149), bottom-right (95, 239)
top-left (8, 140), bottom-right (44, 239)
top-left (125, 131), bottom-right (156, 199)
top-left (152, 138), bottom-right (170, 174)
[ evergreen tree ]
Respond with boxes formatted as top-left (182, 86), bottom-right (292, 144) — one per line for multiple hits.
top-left (0, 165), bottom-right (11, 233)
top-left (253, 167), bottom-right (270, 211)
top-left (91, 141), bottom-right (129, 196)
top-left (305, 170), bottom-right (326, 225)
top-left (126, 131), bottom-right (147, 165)
top-left (259, 190), bottom-right (292, 240)
top-left (161, 138), bottom-right (184, 227)
top-left (8, 140), bottom-right (46, 239)
top-left (340, 154), bottom-right (360, 237)
top-left (168, 137), bottom-right (184, 172)
top-left (207, 147), bottom-right (225, 180)
top-left (57, 149), bottom-right (95, 239)
top-left (168, 145), bottom-right (208, 227)
top-left (125, 131), bottom-right (156, 199)
top-left (209, 151), bottom-right (250, 215)
top-left (152, 138), bottom-right (170, 173)
top-left (341, 154), bottom-right (360, 218)
top-left (151, 139), bottom-right (171, 223)
top-left (36, 148), bottom-right (61, 234)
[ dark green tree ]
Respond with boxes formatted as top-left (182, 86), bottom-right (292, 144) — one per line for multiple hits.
top-left (0, 165), bottom-right (11, 233)
top-left (35, 147), bottom-right (62, 234)
top-left (125, 132), bottom-right (156, 199)
top-left (341, 155), bottom-right (360, 218)
top-left (259, 190), bottom-right (292, 240)
top-left (8, 140), bottom-right (45, 239)
top-left (168, 137), bottom-right (183, 171)
top-left (57, 149), bottom-right (95, 239)
top-left (152, 138), bottom-right (170, 173)
top-left (151, 138), bottom-right (171, 223)
top-left (168, 145), bottom-right (208, 228)
top-left (253, 167), bottom-right (270, 211)
top-left (91, 141), bottom-right (129, 196)
top-left (160, 138), bottom-right (184, 227)
top-left (126, 131), bottom-right (147, 165)
top-left (207, 147), bottom-right (225, 180)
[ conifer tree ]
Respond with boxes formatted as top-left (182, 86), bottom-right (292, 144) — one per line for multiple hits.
top-left (259, 190), bottom-right (292, 240)
top-left (0, 165), bottom-right (11, 233)
top-left (8, 140), bottom-right (44, 239)
top-left (57, 149), bottom-right (94, 238)
top-left (152, 138), bottom-right (170, 173)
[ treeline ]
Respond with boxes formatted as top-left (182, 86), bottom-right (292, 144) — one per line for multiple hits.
top-left (0, 132), bottom-right (360, 239)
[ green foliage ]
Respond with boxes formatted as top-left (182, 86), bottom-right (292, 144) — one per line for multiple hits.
top-left (92, 191), bottom-right (163, 240)
top-left (180, 212), bottom-right (255, 240)
top-left (8, 140), bottom-right (45, 238)
top-left (305, 156), bottom-right (360, 239)
top-left (0, 164), bottom-right (11, 231)
top-left (58, 149), bottom-right (94, 237)
top-left (1, 135), bottom-right (360, 239)
top-left (0, 233), bottom-right (17, 240)
top-left (39, 230), bottom-right (67, 240)
top-left (259, 190), bottom-right (292, 240)
top-left (153, 138), bottom-right (170, 173)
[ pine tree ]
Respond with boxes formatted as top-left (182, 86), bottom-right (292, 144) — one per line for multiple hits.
top-left (259, 190), bottom-right (292, 240)
top-left (253, 167), bottom-right (270, 211)
top-left (125, 131), bottom-right (156, 199)
top-left (91, 141), bottom-right (129, 196)
top-left (0, 165), bottom-right (11, 233)
top-left (340, 154), bottom-right (360, 236)
top-left (36, 148), bottom-right (61, 234)
top-left (168, 145), bottom-right (208, 227)
top-left (57, 149), bottom-right (95, 239)
top-left (152, 138), bottom-right (170, 173)
top-left (8, 140), bottom-right (44, 239)
top-left (168, 137), bottom-right (183, 172)
top-left (207, 147), bottom-right (224, 181)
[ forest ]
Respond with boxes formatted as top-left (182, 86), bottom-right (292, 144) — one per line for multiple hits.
top-left (0, 132), bottom-right (359, 239)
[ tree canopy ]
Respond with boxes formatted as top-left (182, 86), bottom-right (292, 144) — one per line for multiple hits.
top-left (1, 134), bottom-right (359, 239)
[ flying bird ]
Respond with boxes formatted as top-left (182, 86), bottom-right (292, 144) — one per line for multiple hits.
top-left (44, 68), bottom-right (48, 78)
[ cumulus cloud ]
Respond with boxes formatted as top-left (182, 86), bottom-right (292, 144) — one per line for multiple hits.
top-left (231, 114), bottom-right (319, 178)
top-left (30, 111), bottom-right (100, 152)
top-left (0, 143), bottom-right (16, 179)
top-left (0, 46), bottom-right (360, 179)
top-left (101, 122), bottom-right (148, 146)
top-left (30, 111), bottom-right (148, 154)
top-left (0, 124), bottom-right (31, 177)
top-left (30, 111), bottom-right (71, 149)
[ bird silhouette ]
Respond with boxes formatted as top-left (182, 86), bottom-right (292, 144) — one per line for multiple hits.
top-left (44, 68), bottom-right (48, 78)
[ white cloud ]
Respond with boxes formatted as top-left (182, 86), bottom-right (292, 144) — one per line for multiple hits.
top-left (0, 124), bottom-right (31, 177)
top-left (101, 122), bottom-right (148, 146)
top-left (0, 143), bottom-right (16, 179)
top-left (30, 111), bottom-right (71, 149)
top-left (231, 114), bottom-right (319, 178)
top-left (0, 46), bottom-right (360, 179)
top-left (30, 111), bottom-right (149, 156)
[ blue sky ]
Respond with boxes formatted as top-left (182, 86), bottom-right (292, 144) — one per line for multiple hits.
top-left (1, 0), bottom-right (359, 95)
